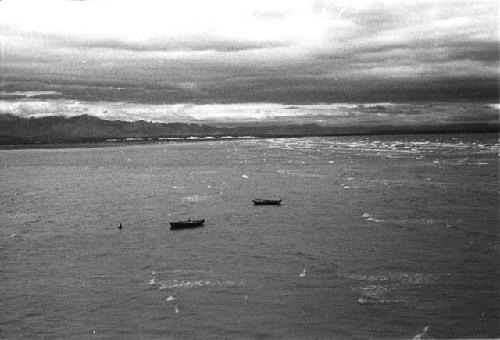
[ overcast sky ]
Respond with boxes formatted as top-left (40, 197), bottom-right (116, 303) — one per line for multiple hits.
top-left (0, 0), bottom-right (498, 123)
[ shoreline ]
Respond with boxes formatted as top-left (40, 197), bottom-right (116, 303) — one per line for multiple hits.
top-left (0, 130), bottom-right (497, 150)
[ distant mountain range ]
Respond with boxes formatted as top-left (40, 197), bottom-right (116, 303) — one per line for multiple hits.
top-left (0, 114), bottom-right (497, 145)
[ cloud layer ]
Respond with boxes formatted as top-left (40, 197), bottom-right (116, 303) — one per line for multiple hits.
top-left (1, 1), bottom-right (498, 71)
top-left (1, 99), bottom-right (498, 127)
top-left (0, 0), bottom-right (498, 106)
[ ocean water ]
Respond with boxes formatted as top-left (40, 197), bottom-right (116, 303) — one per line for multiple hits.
top-left (0, 134), bottom-right (499, 339)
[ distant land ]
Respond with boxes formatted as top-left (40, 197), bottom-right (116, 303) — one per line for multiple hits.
top-left (0, 114), bottom-right (498, 146)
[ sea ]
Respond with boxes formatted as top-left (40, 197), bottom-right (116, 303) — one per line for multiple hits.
top-left (0, 133), bottom-right (499, 339)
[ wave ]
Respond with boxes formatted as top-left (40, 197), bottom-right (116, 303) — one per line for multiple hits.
top-left (344, 272), bottom-right (448, 285)
top-left (362, 213), bottom-right (383, 223)
top-left (151, 279), bottom-right (240, 290)
top-left (182, 195), bottom-right (210, 203)
top-left (344, 271), bottom-right (450, 306)
top-left (277, 169), bottom-right (324, 178)
top-left (266, 137), bottom-right (499, 156)
top-left (148, 269), bottom-right (242, 291)
top-left (412, 326), bottom-right (434, 340)
top-left (355, 285), bottom-right (403, 305)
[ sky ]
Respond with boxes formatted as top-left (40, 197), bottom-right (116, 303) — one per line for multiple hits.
top-left (0, 0), bottom-right (498, 124)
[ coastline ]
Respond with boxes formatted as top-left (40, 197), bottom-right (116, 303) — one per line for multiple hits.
top-left (1, 129), bottom-right (497, 150)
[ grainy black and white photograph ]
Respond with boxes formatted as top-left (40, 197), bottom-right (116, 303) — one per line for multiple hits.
top-left (0, 0), bottom-right (499, 338)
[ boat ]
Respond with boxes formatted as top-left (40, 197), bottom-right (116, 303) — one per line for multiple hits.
top-left (252, 199), bottom-right (282, 206)
top-left (170, 219), bottom-right (205, 230)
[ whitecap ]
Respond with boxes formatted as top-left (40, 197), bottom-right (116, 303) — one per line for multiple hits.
top-left (346, 272), bottom-right (447, 285)
top-left (160, 279), bottom-right (240, 289)
top-left (242, 174), bottom-right (249, 178)
top-left (413, 326), bottom-right (434, 340)
top-left (354, 284), bottom-right (403, 305)
top-left (166, 295), bottom-right (176, 302)
top-left (299, 268), bottom-right (307, 277)
top-left (363, 213), bottom-right (383, 223)
top-left (277, 170), bottom-right (323, 178)
top-left (357, 297), bottom-right (376, 305)
top-left (182, 195), bottom-right (210, 203)
top-left (366, 217), bottom-right (383, 223)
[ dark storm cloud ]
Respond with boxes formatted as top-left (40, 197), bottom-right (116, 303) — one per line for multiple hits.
top-left (353, 40), bottom-right (500, 64)
top-left (447, 41), bottom-right (500, 63)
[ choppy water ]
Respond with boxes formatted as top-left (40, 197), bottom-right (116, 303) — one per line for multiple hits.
top-left (1, 134), bottom-right (499, 339)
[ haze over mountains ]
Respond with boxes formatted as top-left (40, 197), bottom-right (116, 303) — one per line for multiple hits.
top-left (0, 108), bottom-right (497, 145)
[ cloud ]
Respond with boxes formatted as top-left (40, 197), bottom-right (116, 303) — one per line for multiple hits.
top-left (1, 99), bottom-right (498, 127)
top-left (0, 91), bottom-right (62, 98)
top-left (1, 75), bottom-right (498, 105)
top-left (71, 39), bottom-right (287, 53)
top-left (0, 0), bottom-right (498, 103)
top-left (446, 41), bottom-right (499, 64)
top-left (0, 0), bottom-right (322, 53)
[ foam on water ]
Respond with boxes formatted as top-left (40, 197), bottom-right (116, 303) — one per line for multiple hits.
top-left (154, 279), bottom-right (240, 289)
top-left (266, 136), bottom-right (499, 160)
top-left (182, 195), bottom-right (210, 203)
top-left (277, 169), bottom-right (324, 178)
top-left (344, 271), bottom-right (451, 306)
top-left (362, 213), bottom-right (383, 223)
top-left (355, 285), bottom-right (403, 305)
top-left (299, 267), bottom-right (307, 277)
top-left (148, 270), bottom-right (242, 291)
top-left (344, 272), bottom-right (448, 285)
top-left (413, 326), bottom-right (435, 340)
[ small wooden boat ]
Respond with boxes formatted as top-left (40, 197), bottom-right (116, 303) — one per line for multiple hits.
top-left (252, 199), bottom-right (282, 206)
top-left (170, 219), bottom-right (205, 230)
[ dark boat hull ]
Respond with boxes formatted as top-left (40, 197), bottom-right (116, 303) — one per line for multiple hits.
top-left (252, 199), bottom-right (282, 206)
top-left (170, 219), bottom-right (205, 230)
